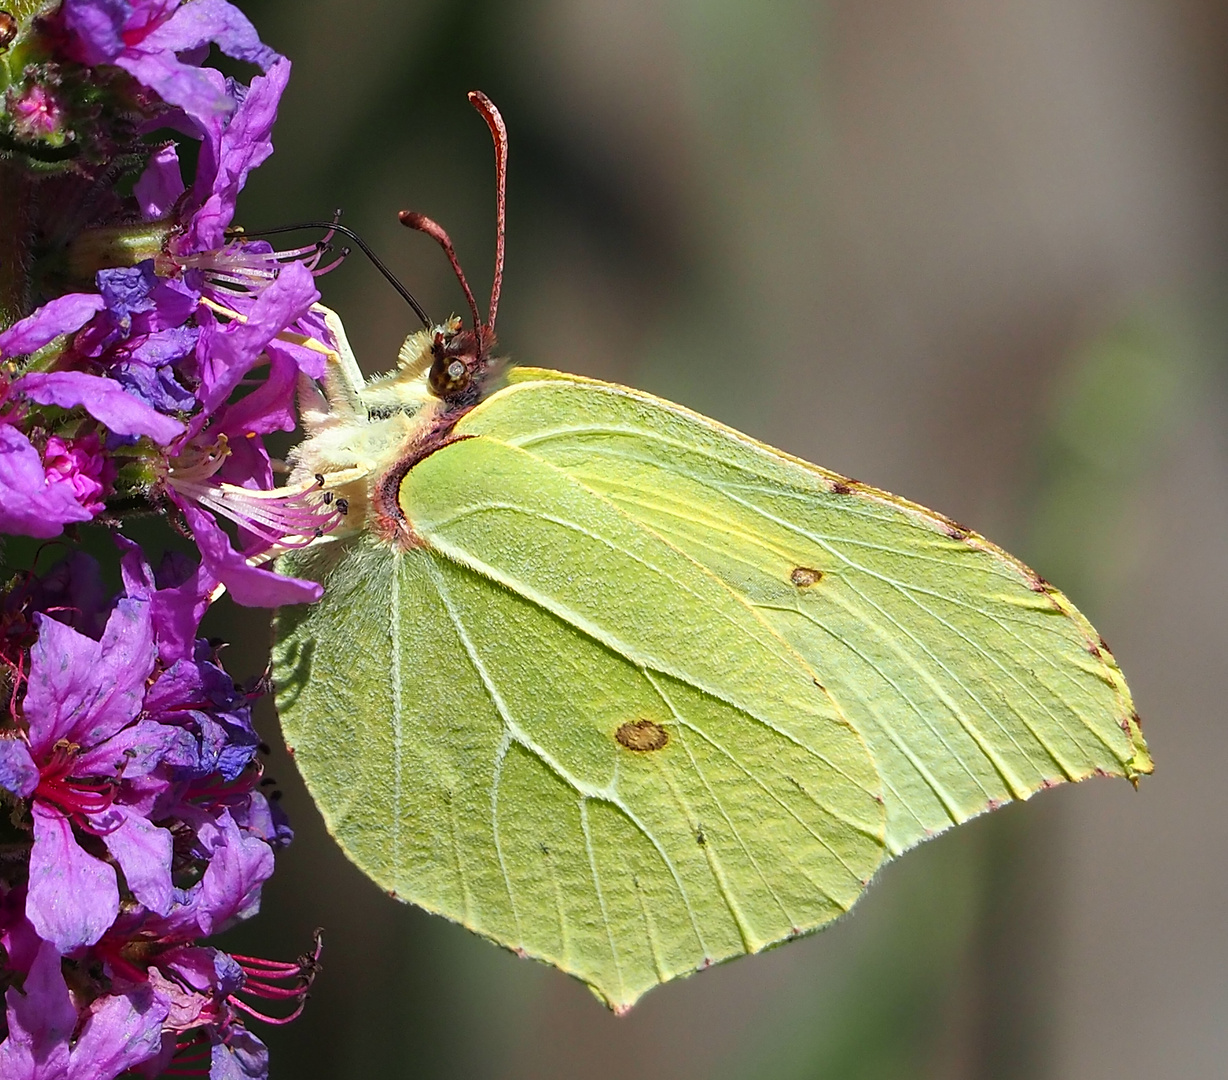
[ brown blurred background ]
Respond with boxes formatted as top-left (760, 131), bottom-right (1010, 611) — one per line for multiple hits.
top-left (210, 1), bottom-right (1228, 1076)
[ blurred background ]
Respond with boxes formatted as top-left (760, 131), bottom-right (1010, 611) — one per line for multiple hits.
top-left (208, 1), bottom-right (1228, 1076)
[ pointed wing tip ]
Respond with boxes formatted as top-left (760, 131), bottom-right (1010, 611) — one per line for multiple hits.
top-left (1125, 749), bottom-right (1155, 784)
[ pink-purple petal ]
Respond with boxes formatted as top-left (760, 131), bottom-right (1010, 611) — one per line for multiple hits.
top-left (67, 985), bottom-right (168, 1080)
top-left (23, 613), bottom-right (104, 755)
top-left (71, 598), bottom-right (156, 749)
top-left (60, 0), bottom-right (131, 64)
top-left (0, 907), bottom-right (44, 983)
top-left (93, 596), bottom-right (157, 711)
top-left (0, 425), bottom-right (94, 538)
top-left (195, 811), bottom-right (273, 935)
top-left (179, 501), bottom-right (322, 608)
top-left (216, 429), bottom-right (273, 493)
top-left (195, 259), bottom-right (317, 414)
top-left (117, 49), bottom-right (235, 130)
top-left (189, 58), bottom-right (291, 249)
top-left (0, 739), bottom-right (38, 798)
top-left (118, 534), bottom-right (217, 662)
top-left (135, 142), bottom-right (186, 219)
top-left (152, 568), bottom-right (218, 663)
top-left (80, 719), bottom-right (198, 778)
top-left (210, 1028), bottom-right (269, 1080)
top-left (283, 307), bottom-right (333, 379)
top-left (27, 804), bottom-right (120, 953)
top-left (0, 293), bottom-right (105, 358)
top-left (0, 940), bottom-right (76, 1080)
top-left (265, 332), bottom-right (327, 380)
top-left (16, 371), bottom-right (186, 444)
top-left (23, 599), bottom-right (154, 755)
top-left (98, 807), bottom-right (175, 916)
top-left (138, 0), bottom-right (278, 69)
top-left (215, 347), bottom-right (297, 435)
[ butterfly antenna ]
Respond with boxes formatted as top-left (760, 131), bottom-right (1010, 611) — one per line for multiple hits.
top-left (468, 90), bottom-right (507, 338)
top-left (398, 211), bottom-right (483, 335)
top-left (235, 214), bottom-right (432, 328)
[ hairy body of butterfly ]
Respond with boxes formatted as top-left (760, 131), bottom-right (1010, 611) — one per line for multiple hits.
top-left (270, 94), bottom-right (1150, 1012)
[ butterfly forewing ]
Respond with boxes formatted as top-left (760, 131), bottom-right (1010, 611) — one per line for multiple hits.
top-left (274, 436), bottom-right (885, 1011)
top-left (453, 371), bottom-right (1151, 856)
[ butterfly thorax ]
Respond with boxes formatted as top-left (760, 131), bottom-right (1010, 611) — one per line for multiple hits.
top-left (287, 314), bottom-right (507, 549)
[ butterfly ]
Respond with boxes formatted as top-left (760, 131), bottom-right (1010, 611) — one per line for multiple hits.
top-left (271, 92), bottom-right (1151, 1012)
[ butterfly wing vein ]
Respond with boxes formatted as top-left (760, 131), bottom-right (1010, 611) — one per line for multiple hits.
top-left (272, 368), bottom-right (1149, 1011)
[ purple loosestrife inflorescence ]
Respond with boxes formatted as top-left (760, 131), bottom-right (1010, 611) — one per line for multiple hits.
top-left (0, 548), bottom-right (319, 1079)
top-left (0, 1), bottom-right (336, 1077)
top-left (0, 0), bottom-right (349, 605)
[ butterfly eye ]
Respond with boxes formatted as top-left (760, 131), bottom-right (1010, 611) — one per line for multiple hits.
top-left (428, 352), bottom-right (472, 397)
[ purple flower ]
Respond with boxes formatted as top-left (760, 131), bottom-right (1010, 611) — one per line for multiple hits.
top-left (42, 434), bottom-right (114, 515)
top-left (0, 940), bottom-right (168, 1078)
top-left (0, 918), bottom-right (315, 1080)
top-left (0, 7), bottom-right (327, 1076)
top-left (0, 543), bottom-right (288, 953)
top-left (59, 0), bottom-right (279, 132)
top-left (0, 547), bottom-right (311, 1078)
top-left (16, 600), bottom-right (167, 952)
top-left (7, 82), bottom-right (67, 141)
top-left (81, 58), bottom-right (336, 604)
top-left (0, 10), bottom-right (333, 605)
top-left (0, 424), bottom-right (98, 537)
top-left (0, 295), bottom-right (185, 537)
top-left (83, 811), bottom-right (313, 1076)
top-left (127, 808), bottom-right (274, 945)
top-left (0, 430), bottom-right (117, 537)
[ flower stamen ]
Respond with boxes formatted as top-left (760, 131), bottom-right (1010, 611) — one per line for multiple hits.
top-left (168, 436), bottom-right (231, 486)
top-left (163, 235), bottom-right (349, 298)
top-left (35, 740), bottom-right (119, 822)
top-left (228, 930), bottom-right (322, 1026)
top-left (185, 762), bottom-right (263, 808)
top-left (169, 475), bottom-right (344, 548)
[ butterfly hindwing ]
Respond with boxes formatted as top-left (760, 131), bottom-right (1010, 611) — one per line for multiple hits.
top-left (274, 435), bottom-right (884, 1011)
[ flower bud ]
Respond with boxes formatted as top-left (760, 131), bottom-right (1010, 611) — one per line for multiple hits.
top-left (65, 220), bottom-right (175, 282)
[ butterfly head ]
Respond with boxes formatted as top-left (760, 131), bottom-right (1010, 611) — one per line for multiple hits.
top-left (425, 319), bottom-right (496, 405)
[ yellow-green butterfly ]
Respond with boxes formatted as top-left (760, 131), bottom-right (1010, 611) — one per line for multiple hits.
top-left (271, 92), bottom-right (1151, 1012)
